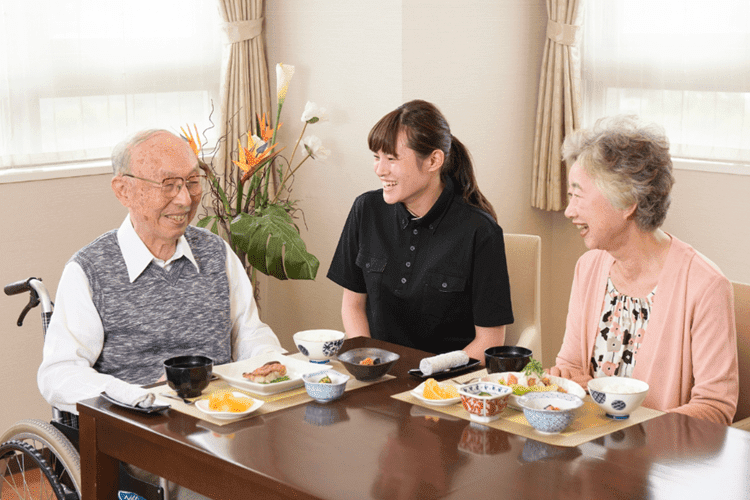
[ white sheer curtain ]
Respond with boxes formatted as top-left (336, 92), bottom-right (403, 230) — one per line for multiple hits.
top-left (0, 0), bottom-right (223, 171)
top-left (582, 0), bottom-right (750, 164)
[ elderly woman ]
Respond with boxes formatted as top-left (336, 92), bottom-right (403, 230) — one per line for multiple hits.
top-left (550, 116), bottom-right (739, 425)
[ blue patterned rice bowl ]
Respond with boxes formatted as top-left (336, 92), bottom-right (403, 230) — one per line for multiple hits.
top-left (517, 392), bottom-right (584, 434)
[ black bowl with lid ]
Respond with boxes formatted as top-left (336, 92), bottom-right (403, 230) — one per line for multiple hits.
top-left (484, 346), bottom-right (532, 374)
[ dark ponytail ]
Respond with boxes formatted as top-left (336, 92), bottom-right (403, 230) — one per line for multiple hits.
top-left (368, 99), bottom-right (497, 221)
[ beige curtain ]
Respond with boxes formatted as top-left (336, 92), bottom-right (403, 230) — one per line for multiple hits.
top-left (216, 0), bottom-right (271, 188)
top-left (531, 0), bottom-right (583, 211)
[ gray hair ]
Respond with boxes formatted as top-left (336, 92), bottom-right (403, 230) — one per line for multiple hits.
top-left (562, 115), bottom-right (675, 231)
top-left (110, 129), bottom-right (173, 176)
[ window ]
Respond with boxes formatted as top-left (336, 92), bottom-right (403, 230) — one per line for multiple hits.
top-left (581, 0), bottom-right (750, 167)
top-left (0, 0), bottom-right (222, 174)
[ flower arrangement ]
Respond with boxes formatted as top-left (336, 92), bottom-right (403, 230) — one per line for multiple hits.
top-left (182, 63), bottom-right (328, 282)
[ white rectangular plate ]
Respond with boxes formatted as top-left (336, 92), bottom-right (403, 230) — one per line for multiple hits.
top-left (214, 352), bottom-right (332, 395)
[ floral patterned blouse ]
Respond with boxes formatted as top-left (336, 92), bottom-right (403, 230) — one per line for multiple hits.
top-left (592, 277), bottom-right (656, 378)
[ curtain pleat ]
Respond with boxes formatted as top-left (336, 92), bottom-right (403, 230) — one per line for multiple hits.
top-left (531, 0), bottom-right (582, 211)
top-left (216, 0), bottom-right (271, 191)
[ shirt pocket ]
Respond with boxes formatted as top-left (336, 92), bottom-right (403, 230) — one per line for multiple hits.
top-left (423, 271), bottom-right (469, 321)
top-left (356, 252), bottom-right (387, 298)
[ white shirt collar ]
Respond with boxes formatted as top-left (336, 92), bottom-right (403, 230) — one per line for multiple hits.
top-left (116, 214), bottom-right (200, 282)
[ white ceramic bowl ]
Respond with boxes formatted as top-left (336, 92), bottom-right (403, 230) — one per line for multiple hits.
top-left (516, 392), bottom-right (583, 434)
top-left (458, 382), bottom-right (513, 423)
top-left (587, 376), bottom-right (649, 420)
top-left (302, 370), bottom-right (350, 403)
top-left (293, 329), bottom-right (346, 364)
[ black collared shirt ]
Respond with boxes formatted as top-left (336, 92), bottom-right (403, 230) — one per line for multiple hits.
top-left (327, 178), bottom-right (513, 354)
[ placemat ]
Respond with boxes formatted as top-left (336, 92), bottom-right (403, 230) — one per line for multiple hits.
top-left (391, 370), bottom-right (664, 447)
top-left (151, 359), bottom-right (394, 426)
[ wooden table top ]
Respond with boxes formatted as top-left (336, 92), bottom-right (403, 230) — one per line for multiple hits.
top-left (78, 337), bottom-right (750, 500)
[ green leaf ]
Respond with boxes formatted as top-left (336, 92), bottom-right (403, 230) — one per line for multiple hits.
top-left (196, 215), bottom-right (218, 234)
top-left (230, 205), bottom-right (320, 280)
top-left (521, 358), bottom-right (544, 378)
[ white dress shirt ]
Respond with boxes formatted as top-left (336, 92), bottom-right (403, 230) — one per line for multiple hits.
top-left (38, 215), bottom-right (286, 413)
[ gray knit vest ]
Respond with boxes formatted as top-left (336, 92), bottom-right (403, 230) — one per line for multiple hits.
top-left (72, 225), bottom-right (231, 385)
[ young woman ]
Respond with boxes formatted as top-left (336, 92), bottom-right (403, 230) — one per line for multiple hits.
top-left (327, 100), bottom-right (514, 360)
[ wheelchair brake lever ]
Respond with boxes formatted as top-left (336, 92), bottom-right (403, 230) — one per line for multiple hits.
top-left (16, 291), bottom-right (40, 327)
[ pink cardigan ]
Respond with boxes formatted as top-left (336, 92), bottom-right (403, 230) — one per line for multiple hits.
top-left (550, 235), bottom-right (739, 425)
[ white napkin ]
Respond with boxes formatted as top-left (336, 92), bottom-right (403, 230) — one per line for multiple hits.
top-left (104, 378), bottom-right (157, 408)
top-left (419, 350), bottom-right (470, 376)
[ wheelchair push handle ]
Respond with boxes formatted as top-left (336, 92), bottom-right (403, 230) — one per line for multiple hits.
top-left (4, 278), bottom-right (38, 296)
top-left (4, 277), bottom-right (53, 328)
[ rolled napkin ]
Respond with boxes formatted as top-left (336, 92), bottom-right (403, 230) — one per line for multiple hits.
top-left (419, 350), bottom-right (470, 376)
top-left (104, 378), bottom-right (157, 409)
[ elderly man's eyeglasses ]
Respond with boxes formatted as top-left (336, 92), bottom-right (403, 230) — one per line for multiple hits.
top-left (123, 174), bottom-right (206, 197)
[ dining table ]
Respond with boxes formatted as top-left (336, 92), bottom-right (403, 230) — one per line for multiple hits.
top-left (78, 337), bottom-right (750, 500)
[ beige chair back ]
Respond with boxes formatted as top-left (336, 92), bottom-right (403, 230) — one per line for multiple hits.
top-left (732, 281), bottom-right (750, 425)
top-left (502, 234), bottom-right (543, 364)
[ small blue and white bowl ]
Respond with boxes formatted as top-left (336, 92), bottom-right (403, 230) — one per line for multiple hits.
top-left (293, 329), bottom-right (346, 364)
top-left (302, 370), bottom-right (349, 404)
top-left (516, 392), bottom-right (584, 434)
top-left (587, 376), bottom-right (649, 420)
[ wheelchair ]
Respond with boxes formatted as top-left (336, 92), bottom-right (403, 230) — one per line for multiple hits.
top-left (1, 277), bottom-right (166, 500)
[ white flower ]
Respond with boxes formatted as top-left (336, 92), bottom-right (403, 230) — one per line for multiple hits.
top-left (302, 135), bottom-right (330, 160)
top-left (276, 63), bottom-right (295, 104)
top-left (300, 101), bottom-right (328, 124)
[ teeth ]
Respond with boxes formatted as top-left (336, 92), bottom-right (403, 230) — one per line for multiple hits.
top-left (383, 181), bottom-right (397, 188)
top-left (166, 214), bottom-right (187, 222)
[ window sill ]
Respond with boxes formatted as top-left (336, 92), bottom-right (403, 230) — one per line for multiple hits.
top-left (672, 158), bottom-right (749, 176)
top-left (0, 160), bottom-right (112, 184)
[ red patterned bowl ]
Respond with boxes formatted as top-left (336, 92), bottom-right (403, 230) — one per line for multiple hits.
top-left (458, 382), bottom-right (513, 423)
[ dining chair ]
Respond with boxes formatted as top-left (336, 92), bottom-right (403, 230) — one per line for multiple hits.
top-left (502, 233), bottom-right (543, 365)
top-left (731, 280), bottom-right (750, 430)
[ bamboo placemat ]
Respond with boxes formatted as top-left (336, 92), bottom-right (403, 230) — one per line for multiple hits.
top-left (150, 358), bottom-right (394, 426)
top-left (391, 370), bottom-right (664, 447)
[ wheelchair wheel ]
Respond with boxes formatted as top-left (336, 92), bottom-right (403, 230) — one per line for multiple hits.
top-left (0, 419), bottom-right (80, 500)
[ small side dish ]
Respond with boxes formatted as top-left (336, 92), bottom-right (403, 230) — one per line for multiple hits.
top-left (516, 392), bottom-right (583, 434)
top-left (195, 390), bottom-right (263, 420)
top-left (458, 382), bottom-right (513, 423)
top-left (302, 370), bottom-right (350, 403)
top-left (410, 378), bottom-right (461, 406)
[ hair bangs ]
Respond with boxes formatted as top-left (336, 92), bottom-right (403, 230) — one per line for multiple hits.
top-left (368, 108), bottom-right (402, 156)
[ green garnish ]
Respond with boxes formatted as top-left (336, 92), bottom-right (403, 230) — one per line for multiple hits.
top-left (522, 358), bottom-right (544, 378)
top-left (319, 375), bottom-right (333, 384)
top-left (265, 375), bottom-right (290, 384)
top-left (478, 392), bottom-right (492, 396)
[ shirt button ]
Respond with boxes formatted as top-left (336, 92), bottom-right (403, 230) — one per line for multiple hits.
top-left (429, 224), bottom-right (434, 230)
top-left (401, 277), bottom-right (407, 284)
top-left (442, 282), bottom-right (448, 288)
top-left (405, 262), bottom-right (411, 267)
top-left (410, 246), bottom-right (415, 251)
top-left (413, 229), bottom-right (418, 235)
top-left (365, 263), bottom-right (370, 268)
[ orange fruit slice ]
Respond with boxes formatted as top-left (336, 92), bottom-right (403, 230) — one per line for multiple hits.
top-left (422, 378), bottom-right (457, 400)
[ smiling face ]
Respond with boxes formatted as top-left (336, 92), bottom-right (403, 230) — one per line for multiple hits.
top-left (113, 131), bottom-right (200, 259)
top-left (564, 161), bottom-right (634, 251)
top-left (373, 130), bottom-right (443, 217)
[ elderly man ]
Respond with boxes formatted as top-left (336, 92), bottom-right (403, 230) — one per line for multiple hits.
top-left (38, 129), bottom-right (284, 414)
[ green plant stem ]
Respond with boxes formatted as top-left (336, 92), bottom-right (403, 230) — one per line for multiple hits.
top-left (287, 122), bottom-right (308, 175)
top-left (271, 153), bottom-right (311, 204)
top-left (264, 102), bottom-right (284, 202)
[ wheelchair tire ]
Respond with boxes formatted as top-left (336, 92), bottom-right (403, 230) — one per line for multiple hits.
top-left (0, 418), bottom-right (81, 500)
